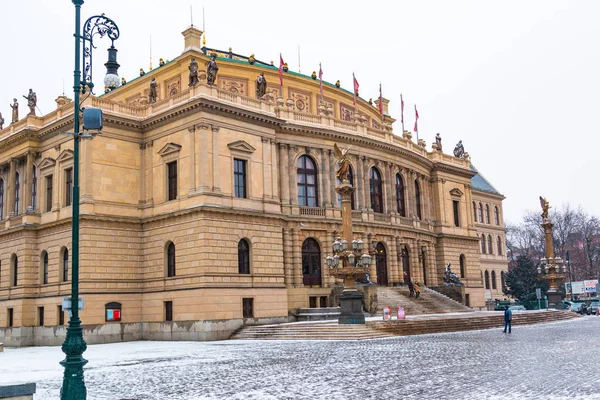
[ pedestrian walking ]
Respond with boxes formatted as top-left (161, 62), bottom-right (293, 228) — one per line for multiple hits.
top-left (414, 282), bottom-right (420, 298)
top-left (408, 280), bottom-right (415, 297)
top-left (503, 305), bottom-right (512, 333)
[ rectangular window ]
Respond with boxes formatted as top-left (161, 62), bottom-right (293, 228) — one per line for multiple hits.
top-left (165, 301), bottom-right (173, 322)
top-left (65, 168), bottom-right (73, 206)
top-left (233, 159), bottom-right (247, 198)
top-left (167, 162), bottom-right (177, 201)
top-left (38, 307), bottom-right (44, 326)
top-left (453, 200), bottom-right (460, 227)
top-left (8, 308), bottom-right (13, 327)
top-left (105, 302), bottom-right (122, 322)
top-left (58, 306), bottom-right (64, 326)
top-left (242, 298), bottom-right (254, 318)
top-left (320, 296), bottom-right (327, 308)
top-left (46, 175), bottom-right (53, 212)
top-left (309, 296), bottom-right (317, 308)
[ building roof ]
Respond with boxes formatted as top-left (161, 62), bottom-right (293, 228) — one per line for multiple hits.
top-left (470, 165), bottom-right (503, 196)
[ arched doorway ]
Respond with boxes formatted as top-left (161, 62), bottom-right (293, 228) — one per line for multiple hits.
top-left (302, 238), bottom-right (321, 286)
top-left (401, 245), bottom-right (411, 284)
top-left (375, 242), bottom-right (388, 286)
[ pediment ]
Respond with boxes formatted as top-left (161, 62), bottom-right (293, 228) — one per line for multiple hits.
top-left (227, 140), bottom-right (256, 154)
top-left (38, 157), bottom-right (56, 170)
top-left (450, 188), bottom-right (464, 197)
top-left (157, 142), bottom-right (182, 157)
top-left (56, 150), bottom-right (74, 163)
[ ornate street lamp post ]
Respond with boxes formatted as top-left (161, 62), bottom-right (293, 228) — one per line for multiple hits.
top-left (565, 251), bottom-right (574, 301)
top-left (61, 2), bottom-right (120, 398)
top-left (536, 197), bottom-right (568, 309)
top-left (327, 145), bottom-right (372, 324)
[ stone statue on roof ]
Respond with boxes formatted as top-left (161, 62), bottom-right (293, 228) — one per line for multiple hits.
top-left (0, 113), bottom-right (4, 130)
top-left (206, 53), bottom-right (219, 86)
top-left (435, 133), bottom-right (443, 152)
top-left (256, 72), bottom-right (267, 99)
top-left (23, 89), bottom-right (37, 116)
top-left (188, 58), bottom-right (199, 87)
top-left (10, 98), bottom-right (18, 123)
top-left (453, 140), bottom-right (465, 158)
top-left (149, 78), bottom-right (158, 104)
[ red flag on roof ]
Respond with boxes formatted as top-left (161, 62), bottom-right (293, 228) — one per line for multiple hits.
top-left (319, 63), bottom-right (324, 100)
top-left (353, 73), bottom-right (359, 105)
top-left (414, 105), bottom-right (419, 132)
top-left (279, 54), bottom-right (285, 87)
top-left (378, 83), bottom-right (383, 116)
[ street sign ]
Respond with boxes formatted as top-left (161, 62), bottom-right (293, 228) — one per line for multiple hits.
top-left (536, 288), bottom-right (542, 300)
top-left (62, 297), bottom-right (84, 312)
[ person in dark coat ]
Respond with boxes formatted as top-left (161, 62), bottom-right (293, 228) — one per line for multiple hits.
top-left (413, 282), bottom-right (421, 298)
top-left (503, 305), bottom-right (512, 333)
top-left (408, 280), bottom-right (415, 297)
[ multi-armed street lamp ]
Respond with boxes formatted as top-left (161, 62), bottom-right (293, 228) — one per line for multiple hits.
top-left (61, 2), bottom-right (120, 399)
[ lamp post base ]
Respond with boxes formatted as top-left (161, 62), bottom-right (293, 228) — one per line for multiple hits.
top-left (546, 289), bottom-right (563, 309)
top-left (338, 289), bottom-right (365, 324)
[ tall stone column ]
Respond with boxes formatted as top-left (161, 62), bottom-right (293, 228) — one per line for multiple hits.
top-left (139, 143), bottom-right (146, 205)
top-left (329, 150), bottom-right (337, 207)
top-left (385, 162), bottom-right (392, 214)
top-left (279, 143), bottom-right (290, 205)
top-left (292, 228), bottom-right (303, 287)
top-left (24, 152), bottom-right (33, 211)
top-left (211, 126), bottom-right (221, 193)
top-left (356, 155), bottom-right (364, 210)
top-left (283, 228), bottom-right (293, 285)
top-left (390, 166), bottom-right (397, 214)
top-left (146, 142), bottom-right (154, 204)
top-left (271, 140), bottom-right (279, 201)
top-left (322, 231), bottom-right (331, 287)
top-left (390, 235), bottom-right (399, 284)
top-left (364, 158), bottom-right (371, 210)
top-left (7, 159), bottom-right (16, 216)
top-left (188, 126), bottom-right (196, 194)
top-left (410, 239), bottom-right (421, 283)
top-left (420, 176), bottom-right (429, 220)
top-left (288, 146), bottom-right (297, 205)
top-left (262, 138), bottom-right (272, 200)
top-left (52, 151), bottom-right (60, 211)
top-left (406, 170), bottom-right (415, 218)
top-left (465, 184), bottom-right (474, 226)
top-left (320, 149), bottom-right (330, 207)
top-left (197, 124), bottom-right (210, 193)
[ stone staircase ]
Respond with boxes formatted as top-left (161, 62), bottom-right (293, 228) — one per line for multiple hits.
top-left (376, 285), bottom-right (472, 315)
top-left (368, 310), bottom-right (580, 336)
top-left (229, 322), bottom-right (394, 340)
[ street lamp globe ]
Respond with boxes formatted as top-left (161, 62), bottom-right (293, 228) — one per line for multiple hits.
top-left (103, 45), bottom-right (121, 90)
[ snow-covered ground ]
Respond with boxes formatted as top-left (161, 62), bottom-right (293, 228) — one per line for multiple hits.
top-left (1, 317), bottom-right (599, 400)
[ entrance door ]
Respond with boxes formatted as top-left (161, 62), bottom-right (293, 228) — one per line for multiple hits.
top-left (401, 246), bottom-right (411, 284)
top-left (375, 242), bottom-right (388, 286)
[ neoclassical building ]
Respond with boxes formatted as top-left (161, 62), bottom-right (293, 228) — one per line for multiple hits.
top-left (0, 27), bottom-right (507, 346)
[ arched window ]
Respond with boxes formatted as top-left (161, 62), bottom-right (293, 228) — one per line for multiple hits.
top-left (488, 235), bottom-right (493, 255)
top-left (369, 167), bottom-right (383, 213)
top-left (297, 155), bottom-right (318, 207)
top-left (14, 172), bottom-right (20, 215)
top-left (472, 201), bottom-right (477, 222)
top-left (481, 234), bottom-right (486, 254)
top-left (478, 203), bottom-right (483, 223)
top-left (491, 271), bottom-right (497, 290)
top-left (501, 271), bottom-right (506, 288)
top-left (238, 239), bottom-right (250, 274)
top-left (485, 205), bottom-right (490, 224)
top-left (302, 238), bottom-right (321, 286)
top-left (167, 242), bottom-right (176, 277)
top-left (497, 236), bottom-right (502, 256)
top-left (494, 206), bottom-right (500, 225)
top-left (337, 165), bottom-right (355, 210)
top-left (459, 254), bottom-right (466, 278)
top-left (62, 248), bottom-right (69, 282)
top-left (484, 270), bottom-right (490, 289)
top-left (0, 178), bottom-right (4, 220)
top-left (41, 251), bottom-right (49, 285)
top-left (395, 174), bottom-right (406, 217)
top-left (11, 254), bottom-right (18, 287)
top-left (415, 180), bottom-right (422, 220)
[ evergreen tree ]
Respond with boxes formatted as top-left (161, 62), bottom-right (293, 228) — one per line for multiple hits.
top-left (503, 255), bottom-right (548, 302)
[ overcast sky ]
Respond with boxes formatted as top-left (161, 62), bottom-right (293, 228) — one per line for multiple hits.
top-left (1, 0), bottom-right (597, 223)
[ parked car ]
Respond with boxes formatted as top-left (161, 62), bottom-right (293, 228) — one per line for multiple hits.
top-left (508, 305), bottom-right (526, 311)
top-left (569, 303), bottom-right (585, 314)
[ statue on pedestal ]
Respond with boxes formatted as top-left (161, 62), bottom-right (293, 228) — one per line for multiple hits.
top-left (149, 78), bottom-right (157, 104)
top-left (188, 58), bottom-right (199, 87)
top-left (10, 98), bottom-right (18, 123)
top-left (453, 140), bottom-right (465, 158)
top-left (333, 143), bottom-right (351, 183)
top-left (444, 263), bottom-right (463, 286)
top-left (256, 72), bottom-right (267, 99)
top-left (540, 196), bottom-right (550, 220)
top-left (206, 54), bottom-right (219, 85)
top-left (23, 89), bottom-right (37, 116)
top-left (435, 133), bottom-right (443, 152)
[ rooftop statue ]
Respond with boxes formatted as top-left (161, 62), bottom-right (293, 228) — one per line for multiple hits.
top-left (0, 112), bottom-right (4, 129)
top-left (435, 133), bottom-right (443, 152)
top-left (256, 72), bottom-right (267, 99)
top-left (333, 143), bottom-right (351, 183)
top-left (10, 98), bottom-right (18, 123)
top-left (453, 140), bottom-right (465, 158)
top-left (149, 78), bottom-right (157, 104)
top-left (23, 89), bottom-right (37, 116)
top-left (206, 54), bottom-right (219, 86)
top-left (444, 263), bottom-right (463, 286)
top-left (540, 196), bottom-right (550, 220)
top-left (188, 58), bottom-right (199, 87)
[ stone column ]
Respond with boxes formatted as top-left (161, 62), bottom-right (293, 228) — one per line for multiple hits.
top-left (196, 124), bottom-right (210, 192)
top-left (139, 143), bottom-right (146, 205)
top-left (329, 150), bottom-right (337, 207)
top-left (146, 142), bottom-right (154, 204)
top-left (410, 239), bottom-right (421, 282)
top-left (406, 170), bottom-right (415, 218)
top-left (271, 140), bottom-right (279, 201)
top-left (7, 159), bottom-right (16, 216)
top-left (465, 184), bottom-right (474, 226)
top-left (390, 166), bottom-right (397, 214)
top-left (262, 138), bottom-right (272, 200)
top-left (385, 162), bottom-right (392, 214)
top-left (390, 235), bottom-right (399, 284)
top-left (322, 231), bottom-right (331, 287)
top-left (283, 228), bottom-right (293, 286)
top-left (364, 158), bottom-right (371, 210)
top-left (52, 152), bottom-right (60, 211)
top-left (288, 146), bottom-right (297, 205)
top-left (356, 155), bottom-right (364, 210)
top-left (321, 149), bottom-right (330, 207)
top-left (292, 228), bottom-right (303, 287)
top-left (24, 153), bottom-right (33, 211)
top-left (188, 126), bottom-right (196, 194)
top-left (395, 236), bottom-right (403, 282)
top-left (279, 144), bottom-right (290, 205)
top-left (211, 126), bottom-right (221, 193)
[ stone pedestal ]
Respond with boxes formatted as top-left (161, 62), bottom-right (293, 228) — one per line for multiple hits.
top-left (546, 290), bottom-right (563, 309)
top-left (338, 289), bottom-right (365, 324)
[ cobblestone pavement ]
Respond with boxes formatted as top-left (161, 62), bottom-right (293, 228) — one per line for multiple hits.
top-left (2, 317), bottom-right (600, 399)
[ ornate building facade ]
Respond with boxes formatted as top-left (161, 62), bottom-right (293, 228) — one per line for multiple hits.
top-left (0, 27), bottom-right (507, 346)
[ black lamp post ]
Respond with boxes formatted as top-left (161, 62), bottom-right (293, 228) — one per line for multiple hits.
top-left (566, 251), bottom-right (573, 301)
top-left (60, 2), bottom-right (119, 399)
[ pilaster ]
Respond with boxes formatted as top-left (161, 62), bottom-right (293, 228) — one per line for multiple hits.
top-left (211, 126), bottom-right (221, 193)
top-left (188, 126), bottom-right (196, 194)
top-left (279, 143), bottom-right (290, 204)
top-left (262, 137), bottom-right (272, 200)
top-left (292, 228), bottom-right (303, 287)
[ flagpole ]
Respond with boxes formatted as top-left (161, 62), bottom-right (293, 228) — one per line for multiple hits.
top-left (380, 82), bottom-right (383, 124)
top-left (400, 94), bottom-right (405, 133)
top-left (353, 73), bottom-right (357, 115)
top-left (414, 104), bottom-right (419, 142)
